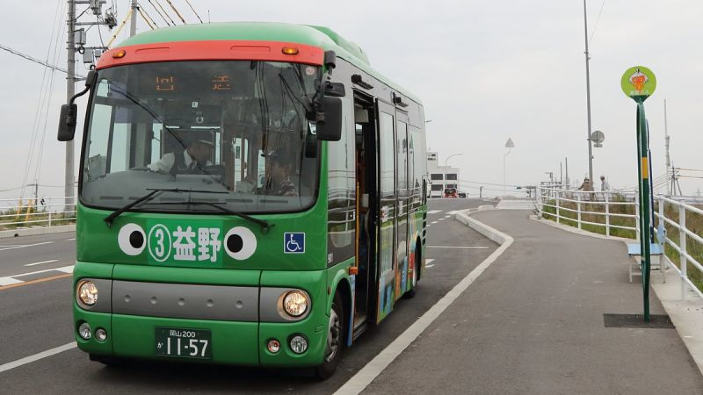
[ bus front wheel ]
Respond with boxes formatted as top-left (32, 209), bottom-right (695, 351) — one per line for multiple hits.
top-left (315, 292), bottom-right (345, 380)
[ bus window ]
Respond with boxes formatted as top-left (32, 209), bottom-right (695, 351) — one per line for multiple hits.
top-left (396, 121), bottom-right (408, 192)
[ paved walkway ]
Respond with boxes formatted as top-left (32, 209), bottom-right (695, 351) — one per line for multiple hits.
top-left (364, 210), bottom-right (703, 394)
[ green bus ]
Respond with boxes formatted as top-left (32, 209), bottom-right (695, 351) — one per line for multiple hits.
top-left (58, 22), bottom-right (428, 378)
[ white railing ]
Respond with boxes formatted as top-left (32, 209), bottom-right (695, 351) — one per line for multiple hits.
top-left (535, 188), bottom-right (639, 237)
top-left (535, 187), bottom-right (703, 299)
top-left (0, 196), bottom-right (76, 230)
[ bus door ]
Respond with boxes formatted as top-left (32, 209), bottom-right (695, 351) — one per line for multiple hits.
top-left (395, 111), bottom-right (410, 301)
top-left (375, 100), bottom-right (397, 323)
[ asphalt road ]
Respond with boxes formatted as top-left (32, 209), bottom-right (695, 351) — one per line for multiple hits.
top-left (0, 198), bottom-right (495, 393)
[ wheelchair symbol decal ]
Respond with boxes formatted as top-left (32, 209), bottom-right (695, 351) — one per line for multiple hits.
top-left (284, 232), bottom-right (305, 254)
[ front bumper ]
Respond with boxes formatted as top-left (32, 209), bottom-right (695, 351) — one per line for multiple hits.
top-left (73, 263), bottom-right (329, 367)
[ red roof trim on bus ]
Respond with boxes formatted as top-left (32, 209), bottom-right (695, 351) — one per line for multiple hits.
top-left (96, 40), bottom-right (324, 69)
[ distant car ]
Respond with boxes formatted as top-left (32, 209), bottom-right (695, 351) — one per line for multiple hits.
top-left (444, 188), bottom-right (458, 198)
top-left (458, 192), bottom-right (467, 198)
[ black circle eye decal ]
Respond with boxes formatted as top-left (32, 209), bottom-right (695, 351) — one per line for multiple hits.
top-left (118, 223), bottom-right (146, 256)
top-left (129, 231), bottom-right (144, 249)
top-left (224, 227), bottom-right (256, 260)
top-left (227, 234), bottom-right (243, 253)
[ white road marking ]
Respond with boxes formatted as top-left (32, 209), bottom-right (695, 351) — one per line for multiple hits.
top-left (0, 241), bottom-right (53, 252)
top-left (425, 259), bottom-right (435, 264)
top-left (431, 221), bottom-right (438, 224)
top-left (24, 259), bottom-right (59, 267)
top-left (0, 342), bottom-right (77, 374)
top-left (426, 246), bottom-right (490, 249)
top-left (427, 210), bottom-right (442, 214)
top-left (10, 265), bottom-right (75, 279)
top-left (438, 218), bottom-right (445, 221)
top-left (335, 217), bottom-right (514, 395)
top-left (426, 264), bottom-right (435, 268)
top-left (66, 238), bottom-right (76, 241)
top-left (0, 277), bottom-right (24, 286)
top-left (444, 215), bottom-right (451, 218)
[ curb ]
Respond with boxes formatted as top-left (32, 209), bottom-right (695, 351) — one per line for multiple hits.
top-left (528, 214), bottom-right (631, 243)
top-left (454, 207), bottom-right (509, 245)
top-left (0, 225), bottom-right (75, 239)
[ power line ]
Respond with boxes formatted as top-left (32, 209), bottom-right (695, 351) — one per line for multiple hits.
top-left (137, 5), bottom-right (156, 29)
top-left (152, 0), bottom-right (175, 25)
top-left (138, 2), bottom-right (159, 28)
top-left (0, 43), bottom-right (75, 76)
top-left (589, 0), bottom-right (606, 43)
top-left (182, 0), bottom-right (203, 23)
top-left (164, 0), bottom-right (186, 24)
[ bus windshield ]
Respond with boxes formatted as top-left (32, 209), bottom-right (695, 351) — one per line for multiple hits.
top-left (81, 60), bottom-right (321, 214)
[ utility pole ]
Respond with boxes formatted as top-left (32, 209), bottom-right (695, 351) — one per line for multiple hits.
top-left (64, 1), bottom-right (115, 211)
top-left (583, 0), bottom-right (594, 183)
top-left (65, 0), bottom-right (76, 211)
top-left (130, 0), bottom-right (138, 36)
top-left (560, 162), bottom-right (563, 187)
top-left (479, 186), bottom-right (483, 199)
top-left (565, 157), bottom-right (569, 189)
top-left (664, 99), bottom-right (671, 195)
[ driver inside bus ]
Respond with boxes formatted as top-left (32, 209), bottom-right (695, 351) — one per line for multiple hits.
top-left (148, 139), bottom-right (213, 173)
top-left (262, 149), bottom-right (297, 197)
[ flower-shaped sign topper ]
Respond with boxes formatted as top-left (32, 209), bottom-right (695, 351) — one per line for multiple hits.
top-left (621, 66), bottom-right (657, 102)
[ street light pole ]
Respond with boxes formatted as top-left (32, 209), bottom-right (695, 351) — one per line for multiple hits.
top-left (583, 0), bottom-right (594, 182)
top-left (504, 138), bottom-right (515, 195)
top-left (444, 153), bottom-right (462, 167)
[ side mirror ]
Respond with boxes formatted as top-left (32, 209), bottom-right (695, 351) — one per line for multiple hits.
top-left (316, 96), bottom-right (342, 141)
top-left (85, 70), bottom-right (97, 88)
top-left (57, 103), bottom-right (78, 141)
top-left (324, 50), bottom-right (336, 70)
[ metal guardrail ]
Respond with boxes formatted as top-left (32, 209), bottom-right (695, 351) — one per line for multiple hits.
top-left (0, 196), bottom-right (76, 229)
top-left (535, 187), bottom-right (703, 299)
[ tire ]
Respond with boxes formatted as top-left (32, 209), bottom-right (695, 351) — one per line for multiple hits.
top-left (315, 292), bottom-right (345, 380)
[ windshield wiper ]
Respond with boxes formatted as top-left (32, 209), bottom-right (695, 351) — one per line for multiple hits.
top-left (150, 200), bottom-right (274, 233)
top-left (103, 188), bottom-right (227, 227)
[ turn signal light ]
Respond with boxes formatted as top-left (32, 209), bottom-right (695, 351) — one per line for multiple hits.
top-left (281, 47), bottom-right (299, 55)
top-left (112, 49), bottom-right (127, 58)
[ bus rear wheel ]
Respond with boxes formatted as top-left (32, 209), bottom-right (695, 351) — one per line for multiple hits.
top-left (315, 292), bottom-right (345, 380)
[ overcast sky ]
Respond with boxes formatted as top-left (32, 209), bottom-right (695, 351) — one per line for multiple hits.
top-left (1, 0), bottom-right (702, 199)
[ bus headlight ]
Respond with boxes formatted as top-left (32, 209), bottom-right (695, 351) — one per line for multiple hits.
top-left (77, 280), bottom-right (99, 306)
top-left (282, 290), bottom-right (309, 318)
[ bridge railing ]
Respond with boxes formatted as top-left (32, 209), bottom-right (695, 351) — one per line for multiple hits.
top-left (0, 196), bottom-right (76, 230)
top-left (535, 187), bottom-right (703, 298)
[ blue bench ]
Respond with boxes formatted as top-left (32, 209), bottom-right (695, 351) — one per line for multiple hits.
top-left (626, 243), bottom-right (664, 283)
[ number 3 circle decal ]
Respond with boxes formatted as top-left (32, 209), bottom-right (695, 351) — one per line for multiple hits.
top-left (148, 224), bottom-right (172, 262)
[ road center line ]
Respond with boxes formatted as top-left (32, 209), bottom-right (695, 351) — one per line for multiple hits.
top-left (335, 215), bottom-right (514, 395)
top-left (24, 259), bottom-right (59, 267)
top-left (0, 342), bottom-right (76, 374)
top-left (426, 245), bottom-right (489, 249)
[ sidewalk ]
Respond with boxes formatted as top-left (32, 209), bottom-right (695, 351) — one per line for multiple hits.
top-left (364, 210), bottom-right (703, 394)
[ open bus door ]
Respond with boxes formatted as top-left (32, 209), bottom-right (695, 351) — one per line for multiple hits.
top-left (375, 99), bottom-right (398, 323)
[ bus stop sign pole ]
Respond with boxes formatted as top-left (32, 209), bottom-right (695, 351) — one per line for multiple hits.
top-left (621, 66), bottom-right (657, 322)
